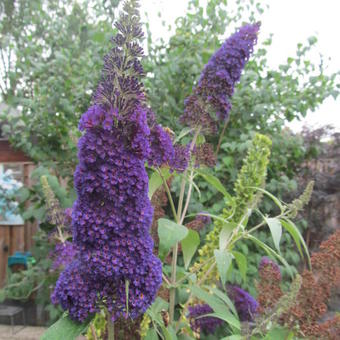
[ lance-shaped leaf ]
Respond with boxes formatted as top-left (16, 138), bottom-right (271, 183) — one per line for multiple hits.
top-left (158, 218), bottom-right (188, 260)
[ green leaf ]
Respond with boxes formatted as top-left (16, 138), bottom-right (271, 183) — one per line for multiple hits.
top-left (196, 170), bottom-right (231, 199)
top-left (248, 186), bottom-right (284, 213)
top-left (266, 217), bottom-right (282, 253)
top-left (232, 251), bottom-right (247, 283)
top-left (150, 297), bottom-right (169, 314)
top-left (41, 314), bottom-right (91, 340)
top-left (190, 286), bottom-right (226, 315)
top-left (219, 222), bottom-right (237, 250)
top-left (174, 127), bottom-right (194, 143)
top-left (199, 312), bottom-right (240, 330)
top-left (145, 328), bottom-right (159, 340)
top-left (167, 325), bottom-right (178, 340)
top-left (158, 218), bottom-right (188, 260)
top-left (281, 218), bottom-right (311, 268)
top-left (191, 286), bottom-right (239, 329)
top-left (263, 326), bottom-right (292, 340)
top-left (17, 187), bottom-right (30, 203)
top-left (181, 229), bottom-right (200, 269)
top-left (22, 206), bottom-right (35, 220)
top-left (147, 297), bottom-right (169, 331)
top-left (221, 335), bottom-right (242, 340)
top-left (196, 134), bottom-right (206, 145)
top-left (247, 235), bottom-right (293, 277)
top-left (214, 250), bottom-right (233, 285)
top-left (32, 206), bottom-right (45, 221)
top-left (207, 287), bottom-right (237, 316)
top-left (148, 168), bottom-right (171, 199)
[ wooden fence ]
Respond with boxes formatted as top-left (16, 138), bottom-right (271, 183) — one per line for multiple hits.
top-left (0, 139), bottom-right (35, 287)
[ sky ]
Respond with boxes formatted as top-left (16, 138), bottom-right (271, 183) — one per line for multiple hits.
top-left (140, 0), bottom-right (340, 132)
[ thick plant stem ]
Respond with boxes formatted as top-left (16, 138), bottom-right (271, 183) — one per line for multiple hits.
top-left (169, 127), bottom-right (201, 323)
top-left (107, 315), bottom-right (114, 340)
top-left (157, 168), bottom-right (177, 220)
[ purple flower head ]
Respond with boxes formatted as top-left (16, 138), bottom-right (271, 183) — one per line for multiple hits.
top-left (50, 241), bottom-right (78, 271)
top-left (52, 1), bottom-right (164, 322)
top-left (259, 257), bottom-right (281, 280)
top-left (228, 285), bottom-right (258, 321)
top-left (180, 23), bottom-right (260, 133)
top-left (188, 304), bottom-right (223, 334)
top-left (169, 144), bottom-right (190, 173)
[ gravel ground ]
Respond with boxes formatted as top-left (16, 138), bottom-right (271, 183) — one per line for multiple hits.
top-left (0, 325), bottom-right (46, 340)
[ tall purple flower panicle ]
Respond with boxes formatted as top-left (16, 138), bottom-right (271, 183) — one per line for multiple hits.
top-left (180, 23), bottom-right (260, 133)
top-left (52, 0), bottom-right (165, 322)
top-left (188, 304), bottom-right (223, 334)
top-left (228, 285), bottom-right (258, 321)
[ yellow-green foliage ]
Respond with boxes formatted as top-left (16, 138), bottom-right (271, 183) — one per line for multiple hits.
top-left (139, 313), bottom-right (151, 338)
top-left (191, 134), bottom-right (272, 282)
top-left (86, 311), bottom-right (106, 340)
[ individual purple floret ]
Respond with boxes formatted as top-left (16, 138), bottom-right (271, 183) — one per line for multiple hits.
top-left (180, 23), bottom-right (260, 133)
top-left (50, 241), bottom-right (78, 271)
top-left (52, 0), bottom-right (165, 322)
top-left (188, 304), bottom-right (223, 334)
top-left (228, 285), bottom-right (258, 321)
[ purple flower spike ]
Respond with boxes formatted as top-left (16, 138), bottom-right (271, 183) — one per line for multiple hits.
top-left (52, 1), bottom-right (164, 322)
top-left (180, 23), bottom-right (260, 133)
top-left (228, 285), bottom-right (258, 321)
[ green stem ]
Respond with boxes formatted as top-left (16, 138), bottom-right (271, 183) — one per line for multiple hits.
top-left (180, 169), bottom-right (194, 225)
top-left (157, 168), bottom-right (177, 220)
top-left (107, 314), bottom-right (114, 340)
top-left (215, 118), bottom-right (229, 156)
top-left (169, 127), bottom-right (201, 323)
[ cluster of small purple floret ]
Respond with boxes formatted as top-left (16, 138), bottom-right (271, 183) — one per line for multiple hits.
top-left (50, 241), bottom-right (78, 271)
top-left (180, 23), bottom-right (260, 133)
top-left (228, 285), bottom-right (258, 322)
top-left (51, 1), bottom-right (176, 322)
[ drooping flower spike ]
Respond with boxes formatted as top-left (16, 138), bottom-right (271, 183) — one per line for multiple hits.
top-left (180, 23), bottom-right (260, 133)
